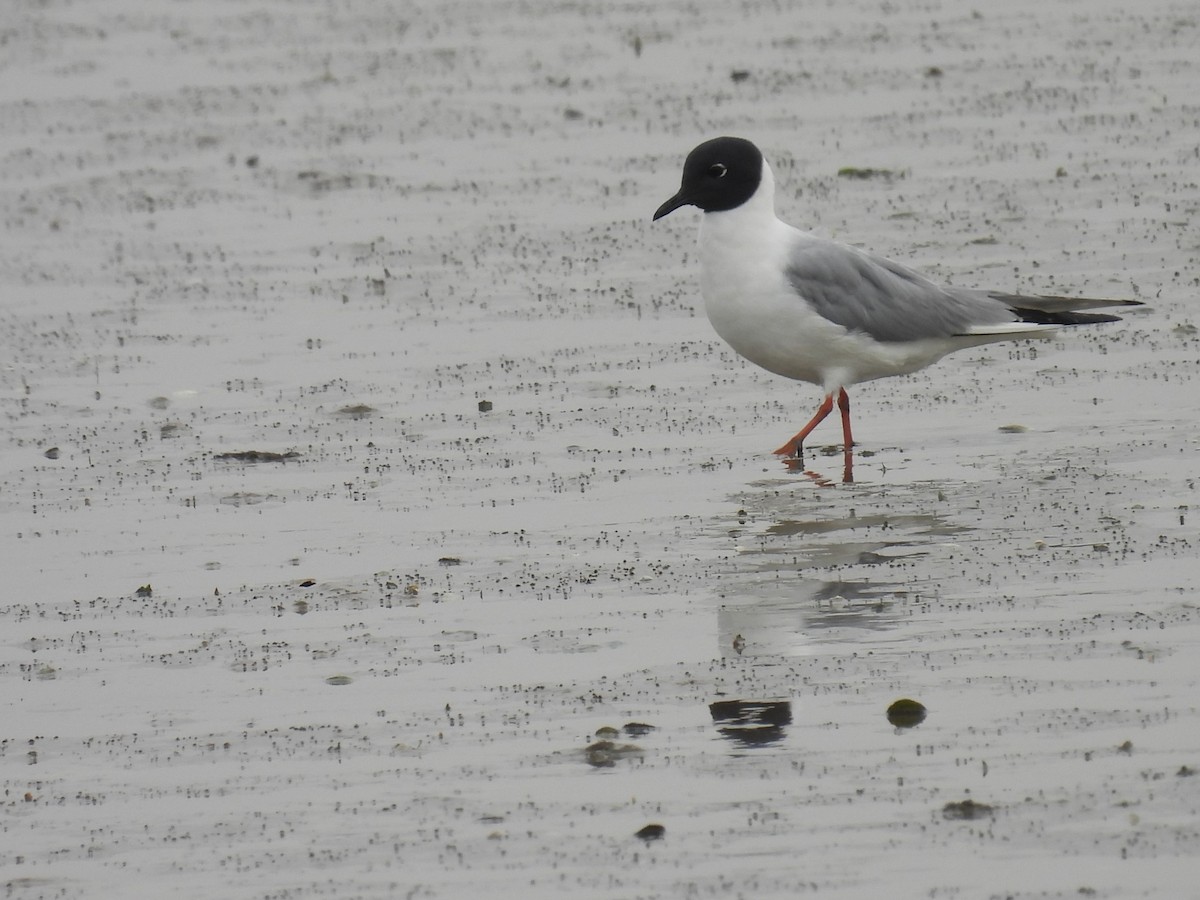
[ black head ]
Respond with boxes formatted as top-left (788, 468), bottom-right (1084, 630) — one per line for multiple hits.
top-left (653, 137), bottom-right (764, 220)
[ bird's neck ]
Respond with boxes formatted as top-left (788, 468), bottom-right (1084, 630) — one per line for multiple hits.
top-left (698, 159), bottom-right (781, 248)
top-left (697, 160), bottom-right (792, 273)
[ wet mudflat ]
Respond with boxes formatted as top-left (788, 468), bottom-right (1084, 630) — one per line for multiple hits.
top-left (2, 0), bottom-right (1199, 897)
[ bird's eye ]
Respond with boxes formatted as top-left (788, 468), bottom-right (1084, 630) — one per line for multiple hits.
top-left (708, 163), bottom-right (728, 178)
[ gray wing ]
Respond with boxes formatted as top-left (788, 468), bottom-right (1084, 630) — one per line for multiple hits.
top-left (785, 239), bottom-right (1014, 343)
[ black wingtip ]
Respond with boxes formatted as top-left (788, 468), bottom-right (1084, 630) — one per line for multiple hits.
top-left (990, 292), bottom-right (1146, 321)
top-left (1013, 307), bottom-right (1126, 326)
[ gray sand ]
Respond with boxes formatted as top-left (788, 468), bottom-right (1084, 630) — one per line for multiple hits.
top-left (3, 0), bottom-right (1198, 897)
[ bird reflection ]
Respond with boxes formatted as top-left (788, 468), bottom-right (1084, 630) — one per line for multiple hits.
top-left (709, 699), bottom-right (792, 748)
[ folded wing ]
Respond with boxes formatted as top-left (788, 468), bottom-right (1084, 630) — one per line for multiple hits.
top-left (785, 238), bottom-right (1139, 343)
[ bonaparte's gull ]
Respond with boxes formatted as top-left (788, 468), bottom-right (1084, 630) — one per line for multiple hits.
top-left (654, 136), bottom-right (1140, 473)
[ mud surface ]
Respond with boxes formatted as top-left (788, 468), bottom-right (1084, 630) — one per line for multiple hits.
top-left (3, 0), bottom-right (1199, 897)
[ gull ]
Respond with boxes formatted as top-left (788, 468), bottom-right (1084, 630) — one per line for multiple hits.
top-left (653, 136), bottom-right (1140, 479)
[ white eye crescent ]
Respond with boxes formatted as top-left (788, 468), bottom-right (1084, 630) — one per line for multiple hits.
top-left (708, 163), bottom-right (728, 178)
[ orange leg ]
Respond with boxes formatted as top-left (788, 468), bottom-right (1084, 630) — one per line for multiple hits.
top-left (838, 389), bottom-right (854, 483)
top-left (775, 388), bottom-right (856, 462)
top-left (837, 388), bottom-right (854, 450)
top-left (773, 392), bottom-right (835, 457)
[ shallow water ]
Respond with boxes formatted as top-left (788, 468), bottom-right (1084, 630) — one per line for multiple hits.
top-left (3, 0), bottom-right (1199, 897)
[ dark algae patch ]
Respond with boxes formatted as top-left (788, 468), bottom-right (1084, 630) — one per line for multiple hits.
top-left (887, 698), bottom-right (927, 728)
top-left (942, 799), bottom-right (994, 820)
top-left (213, 450), bottom-right (301, 463)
